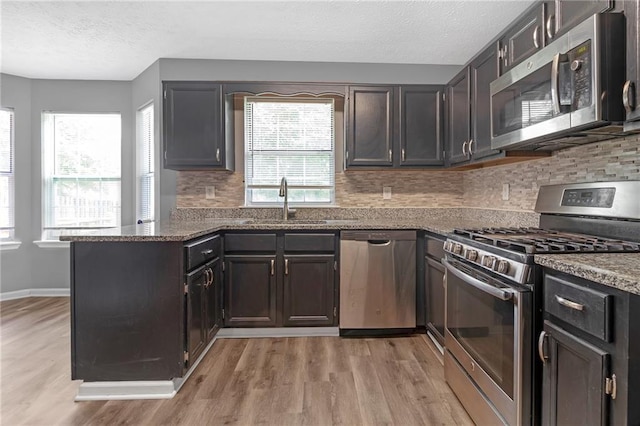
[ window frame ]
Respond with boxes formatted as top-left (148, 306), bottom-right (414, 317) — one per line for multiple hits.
top-left (41, 111), bottom-right (122, 240)
top-left (136, 102), bottom-right (155, 223)
top-left (243, 96), bottom-right (336, 207)
top-left (0, 108), bottom-right (16, 242)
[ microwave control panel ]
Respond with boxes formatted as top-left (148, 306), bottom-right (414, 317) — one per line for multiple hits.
top-left (570, 40), bottom-right (592, 110)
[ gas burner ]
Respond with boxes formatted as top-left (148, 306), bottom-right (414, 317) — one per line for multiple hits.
top-left (453, 227), bottom-right (640, 255)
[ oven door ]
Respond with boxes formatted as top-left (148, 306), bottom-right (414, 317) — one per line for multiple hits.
top-left (444, 257), bottom-right (532, 426)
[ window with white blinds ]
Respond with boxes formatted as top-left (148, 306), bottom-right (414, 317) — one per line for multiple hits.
top-left (42, 113), bottom-right (121, 237)
top-left (0, 109), bottom-right (15, 240)
top-left (244, 97), bottom-right (335, 206)
top-left (137, 103), bottom-right (154, 222)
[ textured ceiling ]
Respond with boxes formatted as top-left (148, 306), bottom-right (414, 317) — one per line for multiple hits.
top-left (2, 0), bottom-right (535, 81)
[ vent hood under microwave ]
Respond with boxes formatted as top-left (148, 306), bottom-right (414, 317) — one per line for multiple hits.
top-left (490, 13), bottom-right (627, 152)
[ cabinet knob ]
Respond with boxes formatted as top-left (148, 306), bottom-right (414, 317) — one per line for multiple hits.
top-left (538, 331), bottom-right (549, 364)
top-left (462, 141), bottom-right (468, 156)
top-left (284, 258), bottom-right (289, 275)
top-left (623, 81), bottom-right (636, 114)
top-left (388, 149), bottom-right (392, 162)
top-left (546, 14), bottom-right (555, 40)
top-left (216, 148), bottom-right (220, 162)
top-left (467, 139), bottom-right (474, 156)
top-left (533, 25), bottom-right (540, 49)
top-left (270, 259), bottom-right (275, 276)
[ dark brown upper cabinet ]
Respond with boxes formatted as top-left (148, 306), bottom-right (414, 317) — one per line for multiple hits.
top-left (346, 85), bottom-right (444, 169)
top-left (398, 86), bottom-right (444, 167)
top-left (498, 4), bottom-right (546, 74)
top-left (553, 0), bottom-right (612, 38)
top-left (163, 81), bottom-right (234, 171)
top-left (346, 85), bottom-right (395, 167)
top-left (447, 46), bottom-right (500, 166)
top-left (623, 0), bottom-right (640, 125)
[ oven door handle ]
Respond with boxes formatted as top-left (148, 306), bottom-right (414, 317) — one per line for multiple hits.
top-left (443, 258), bottom-right (514, 301)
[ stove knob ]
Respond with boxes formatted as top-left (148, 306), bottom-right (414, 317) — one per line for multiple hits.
top-left (465, 250), bottom-right (478, 261)
top-left (453, 244), bottom-right (463, 255)
top-left (496, 260), bottom-right (510, 274)
top-left (444, 241), bottom-right (452, 251)
top-left (481, 256), bottom-right (495, 268)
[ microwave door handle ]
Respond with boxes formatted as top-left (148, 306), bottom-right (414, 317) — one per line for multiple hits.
top-left (551, 53), bottom-right (562, 115)
top-left (443, 258), bottom-right (514, 301)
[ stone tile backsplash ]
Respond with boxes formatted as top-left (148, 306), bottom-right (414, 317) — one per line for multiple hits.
top-left (176, 134), bottom-right (639, 212)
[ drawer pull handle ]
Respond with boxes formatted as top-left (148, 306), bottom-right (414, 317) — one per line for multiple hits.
top-left (201, 249), bottom-right (214, 255)
top-left (538, 331), bottom-right (548, 364)
top-left (555, 295), bottom-right (584, 311)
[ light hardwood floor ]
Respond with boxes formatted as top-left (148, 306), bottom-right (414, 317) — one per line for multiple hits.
top-left (0, 297), bottom-right (473, 425)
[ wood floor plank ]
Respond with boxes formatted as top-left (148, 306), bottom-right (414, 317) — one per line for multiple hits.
top-left (1, 298), bottom-right (474, 426)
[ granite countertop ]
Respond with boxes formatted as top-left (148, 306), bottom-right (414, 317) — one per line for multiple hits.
top-left (535, 253), bottom-right (640, 296)
top-left (59, 217), bottom-right (502, 242)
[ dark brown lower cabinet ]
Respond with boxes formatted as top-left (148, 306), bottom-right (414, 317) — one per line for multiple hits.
top-left (185, 263), bottom-right (208, 365)
top-left (282, 254), bottom-right (335, 326)
top-left (542, 320), bottom-right (610, 426)
top-left (205, 257), bottom-right (223, 342)
top-left (424, 256), bottom-right (445, 344)
top-left (224, 255), bottom-right (277, 327)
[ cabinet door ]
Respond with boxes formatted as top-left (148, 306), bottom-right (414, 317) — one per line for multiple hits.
top-left (163, 82), bottom-right (225, 170)
top-left (282, 255), bottom-right (335, 326)
top-left (424, 257), bottom-right (445, 346)
top-left (398, 86), bottom-right (444, 167)
top-left (446, 68), bottom-right (471, 165)
top-left (224, 255), bottom-right (277, 327)
top-left (554, 0), bottom-right (612, 37)
top-left (624, 0), bottom-right (640, 123)
top-left (541, 321), bottom-right (610, 426)
top-left (498, 5), bottom-right (545, 74)
top-left (346, 86), bottom-right (394, 167)
top-left (471, 46), bottom-right (500, 161)
top-left (185, 264), bottom-right (207, 366)
top-left (204, 257), bottom-right (222, 342)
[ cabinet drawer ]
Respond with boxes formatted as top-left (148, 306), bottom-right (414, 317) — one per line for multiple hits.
top-left (545, 275), bottom-right (613, 342)
top-left (225, 233), bottom-right (277, 252)
top-left (284, 233), bottom-right (335, 252)
top-left (185, 234), bottom-right (221, 271)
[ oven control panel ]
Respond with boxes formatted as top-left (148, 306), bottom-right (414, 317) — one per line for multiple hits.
top-left (561, 187), bottom-right (615, 208)
top-left (444, 240), bottom-right (530, 285)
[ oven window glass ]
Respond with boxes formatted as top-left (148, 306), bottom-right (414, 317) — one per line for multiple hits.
top-left (492, 63), bottom-right (571, 138)
top-left (447, 265), bottom-right (515, 398)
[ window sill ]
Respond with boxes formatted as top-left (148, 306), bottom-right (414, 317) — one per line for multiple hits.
top-left (0, 241), bottom-right (22, 251)
top-left (33, 240), bottom-right (70, 249)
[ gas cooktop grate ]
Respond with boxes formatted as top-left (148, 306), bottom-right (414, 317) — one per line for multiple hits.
top-left (453, 227), bottom-right (640, 254)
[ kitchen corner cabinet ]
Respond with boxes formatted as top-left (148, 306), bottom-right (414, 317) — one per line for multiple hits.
top-left (539, 270), bottom-right (640, 425)
top-left (345, 85), bottom-right (444, 169)
top-left (447, 46), bottom-right (500, 166)
top-left (163, 81), bottom-right (234, 171)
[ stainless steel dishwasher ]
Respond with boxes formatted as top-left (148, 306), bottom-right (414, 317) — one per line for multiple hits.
top-left (339, 230), bottom-right (416, 333)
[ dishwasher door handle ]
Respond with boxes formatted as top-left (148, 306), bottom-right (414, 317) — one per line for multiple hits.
top-left (368, 240), bottom-right (391, 246)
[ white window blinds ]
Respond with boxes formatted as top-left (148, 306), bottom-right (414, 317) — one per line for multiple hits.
top-left (244, 97), bottom-right (335, 205)
top-left (137, 104), bottom-right (154, 222)
top-left (0, 109), bottom-right (15, 240)
top-left (43, 113), bottom-right (121, 235)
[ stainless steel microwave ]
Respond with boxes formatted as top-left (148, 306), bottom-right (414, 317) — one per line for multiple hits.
top-left (490, 13), bottom-right (626, 151)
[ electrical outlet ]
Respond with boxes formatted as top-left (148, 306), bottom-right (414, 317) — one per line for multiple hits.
top-left (205, 186), bottom-right (215, 199)
top-left (383, 186), bottom-right (392, 200)
top-left (502, 183), bottom-right (510, 201)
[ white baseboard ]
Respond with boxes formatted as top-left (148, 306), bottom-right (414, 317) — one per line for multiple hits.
top-left (218, 327), bottom-right (339, 338)
top-left (0, 288), bottom-right (70, 301)
top-left (75, 381), bottom-right (176, 401)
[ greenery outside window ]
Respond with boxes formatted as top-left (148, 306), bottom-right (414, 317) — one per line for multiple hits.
top-left (42, 113), bottom-right (121, 240)
top-left (244, 97), bottom-right (335, 206)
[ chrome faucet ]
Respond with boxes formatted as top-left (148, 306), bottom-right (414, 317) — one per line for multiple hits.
top-left (278, 177), bottom-right (296, 220)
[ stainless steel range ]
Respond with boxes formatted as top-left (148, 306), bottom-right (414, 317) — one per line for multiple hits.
top-left (442, 181), bottom-right (640, 426)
